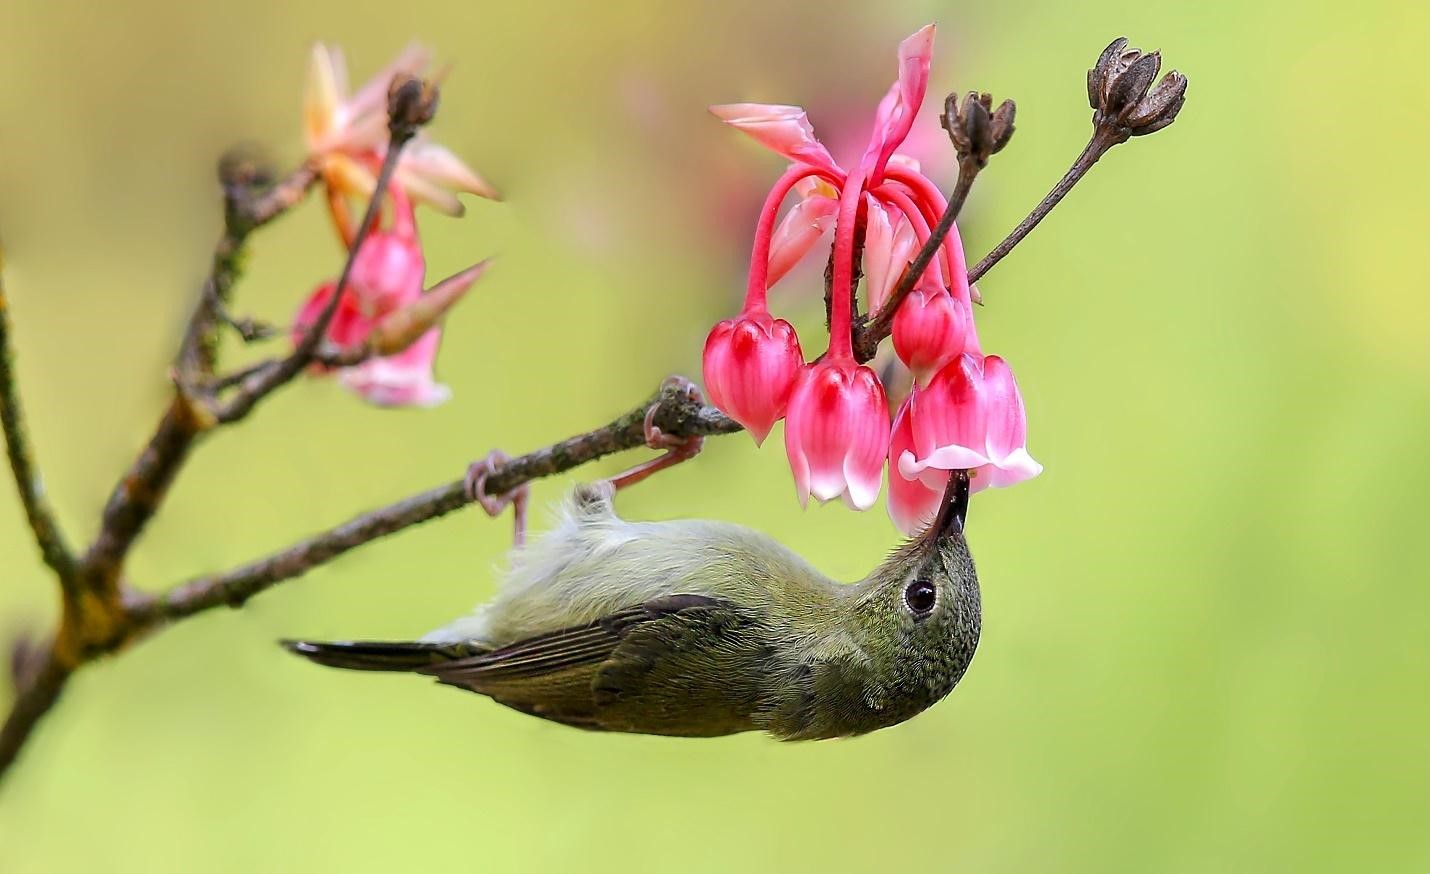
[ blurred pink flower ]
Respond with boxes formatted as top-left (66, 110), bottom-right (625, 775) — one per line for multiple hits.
top-left (345, 189), bottom-right (425, 315)
top-left (784, 359), bottom-right (891, 510)
top-left (304, 42), bottom-right (499, 216)
top-left (337, 329), bottom-right (451, 408)
top-left (292, 191), bottom-right (483, 408)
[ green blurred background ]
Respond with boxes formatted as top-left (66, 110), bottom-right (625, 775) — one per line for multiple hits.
top-left (2, 0), bottom-right (1428, 870)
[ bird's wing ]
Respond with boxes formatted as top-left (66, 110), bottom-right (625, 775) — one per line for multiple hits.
top-left (421, 594), bottom-right (772, 736)
top-left (590, 598), bottom-right (774, 736)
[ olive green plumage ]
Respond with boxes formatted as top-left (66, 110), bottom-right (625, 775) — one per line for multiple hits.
top-left (284, 476), bottom-right (980, 740)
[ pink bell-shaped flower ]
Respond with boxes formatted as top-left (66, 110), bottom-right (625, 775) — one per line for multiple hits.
top-left (892, 287), bottom-right (971, 385)
top-left (887, 388), bottom-right (945, 533)
top-left (783, 359), bottom-right (891, 510)
top-left (702, 312), bottom-right (804, 444)
top-left (898, 353), bottom-right (1042, 494)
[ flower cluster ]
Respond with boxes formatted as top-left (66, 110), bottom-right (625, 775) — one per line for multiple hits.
top-left (297, 44), bottom-right (498, 407)
top-left (702, 25), bottom-right (1041, 533)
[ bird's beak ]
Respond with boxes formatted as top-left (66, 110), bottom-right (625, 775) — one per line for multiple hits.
top-left (929, 470), bottom-right (971, 538)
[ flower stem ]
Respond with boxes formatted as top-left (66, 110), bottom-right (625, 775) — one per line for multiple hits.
top-left (854, 157), bottom-right (980, 362)
top-left (873, 184), bottom-right (943, 286)
top-left (967, 126), bottom-right (1120, 284)
top-left (827, 167), bottom-right (870, 361)
top-left (744, 164), bottom-right (833, 312)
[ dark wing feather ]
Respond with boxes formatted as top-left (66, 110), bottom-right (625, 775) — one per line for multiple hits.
top-left (419, 594), bottom-right (726, 683)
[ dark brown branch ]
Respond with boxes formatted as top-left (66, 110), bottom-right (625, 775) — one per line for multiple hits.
top-left (0, 648), bottom-right (71, 783)
top-left (967, 126), bottom-right (1120, 285)
top-left (134, 381), bottom-right (741, 625)
top-left (0, 253), bottom-right (79, 585)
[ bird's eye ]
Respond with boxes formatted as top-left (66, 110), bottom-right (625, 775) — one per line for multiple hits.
top-left (904, 579), bottom-right (937, 618)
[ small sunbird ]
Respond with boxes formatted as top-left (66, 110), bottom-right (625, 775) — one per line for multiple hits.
top-left (284, 394), bottom-right (981, 740)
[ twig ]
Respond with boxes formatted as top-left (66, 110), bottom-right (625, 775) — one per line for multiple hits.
top-left (967, 126), bottom-right (1120, 285)
top-left (214, 137), bottom-right (410, 424)
top-left (177, 161), bottom-right (320, 379)
top-left (133, 382), bottom-right (740, 625)
top-left (853, 158), bottom-right (981, 362)
top-left (0, 649), bottom-right (71, 779)
top-left (0, 254), bottom-right (78, 585)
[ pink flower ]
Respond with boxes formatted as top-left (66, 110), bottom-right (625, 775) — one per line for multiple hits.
top-left (887, 388), bottom-right (944, 534)
top-left (706, 25), bottom-right (1040, 523)
top-left (292, 193), bottom-right (484, 408)
top-left (892, 287), bottom-right (972, 384)
top-left (862, 197), bottom-right (920, 311)
top-left (346, 189), bottom-right (424, 315)
top-left (337, 328), bottom-right (451, 408)
top-left (895, 353), bottom-right (1042, 498)
top-left (304, 42), bottom-right (499, 216)
top-left (702, 312), bottom-right (804, 444)
top-left (709, 25), bottom-right (969, 314)
top-left (784, 359), bottom-right (890, 510)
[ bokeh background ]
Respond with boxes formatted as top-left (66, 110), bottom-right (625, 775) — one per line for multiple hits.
top-left (2, 0), bottom-right (1428, 870)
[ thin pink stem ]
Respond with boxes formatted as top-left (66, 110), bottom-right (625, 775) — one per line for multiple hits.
top-left (744, 165), bottom-right (842, 312)
top-left (872, 185), bottom-right (945, 287)
top-left (884, 165), bottom-right (969, 301)
top-left (827, 167), bottom-right (870, 362)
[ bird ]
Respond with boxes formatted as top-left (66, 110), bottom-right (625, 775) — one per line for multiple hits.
top-left (284, 376), bottom-right (981, 739)
top-left (282, 467), bottom-right (981, 741)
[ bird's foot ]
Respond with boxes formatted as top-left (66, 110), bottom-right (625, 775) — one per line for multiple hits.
top-left (608, 377), bottom-right (706, 492)
top-left (464, 449), bottom-right (530, 547)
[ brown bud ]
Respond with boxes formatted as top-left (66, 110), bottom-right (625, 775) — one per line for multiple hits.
top-left (941, 91), bottom-right (1016, 167)
top-left (387, 74), bottom-right (440, 139)
top-left (1087, 37), bottom-right (1187, 137)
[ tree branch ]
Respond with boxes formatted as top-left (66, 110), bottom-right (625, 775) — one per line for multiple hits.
top-left (82, 162), bottom-right (320, 590)
top-left (133, 381), bottom-right (740, 626)
top-left (0, 647), bottom-right (71, 780)
top-left (177, 160), bottom-right (320, 380)
top-left (0, 251), bottom-right (79, 585)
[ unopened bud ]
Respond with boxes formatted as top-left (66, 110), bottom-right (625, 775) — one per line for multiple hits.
top-left (387, 74), bottom-right (440, 139)
top-left (941, 91), bottom-right (1016, 167)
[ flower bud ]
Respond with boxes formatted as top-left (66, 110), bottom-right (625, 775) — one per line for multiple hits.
top-left (783, 360), bottom-right (891, 510)
top-left (387, 73), bottom-right (440, 137)
top-left (941, 91), bottom-right (1016, 167)
top-left (702, 312), bottom-right (804, 445)
top-left (891, 288), bottom-right (970, 384)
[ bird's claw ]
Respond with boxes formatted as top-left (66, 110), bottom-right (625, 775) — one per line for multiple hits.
top-left (464, 450), bottom-right (530, 547)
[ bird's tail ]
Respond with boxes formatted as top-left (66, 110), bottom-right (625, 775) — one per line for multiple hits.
top-left (280, 639), bottom-right (484, 672)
